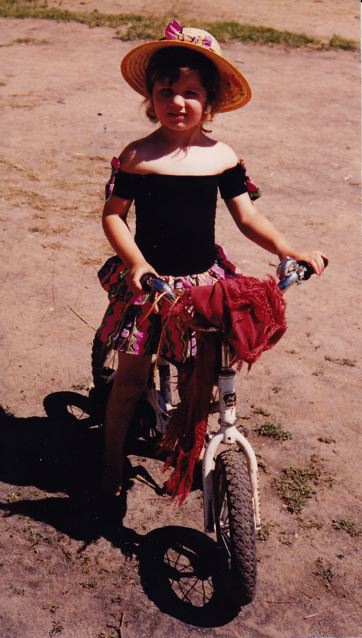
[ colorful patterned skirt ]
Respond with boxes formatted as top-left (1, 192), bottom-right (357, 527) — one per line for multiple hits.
top-left (97, 245), bottom-right (236, 364)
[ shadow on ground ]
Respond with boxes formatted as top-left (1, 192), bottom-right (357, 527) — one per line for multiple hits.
top-left (0, 392), bottom-right (243, 625)
top-left (138, 525), bottom-right (245, 626)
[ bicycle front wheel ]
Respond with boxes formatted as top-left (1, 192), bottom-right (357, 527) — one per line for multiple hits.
top-left (213, 449), bottom-right (257, 604)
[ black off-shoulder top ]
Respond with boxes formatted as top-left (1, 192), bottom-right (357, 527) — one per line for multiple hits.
top-left (113, 163), bottom-right (247, 276)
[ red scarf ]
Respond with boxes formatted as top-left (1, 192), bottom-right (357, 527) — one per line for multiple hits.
top-left (159, 274), bottom-right (287, 504)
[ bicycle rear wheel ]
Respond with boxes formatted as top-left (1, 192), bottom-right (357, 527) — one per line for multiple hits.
top-left (90, 333), bottom-right (166, 443)
top-left (213, 449), bottom-right (257, 604)
top-left (91, 333), bottom-right (116, 389)
top-left (89, 333), bottom-right (116, 419)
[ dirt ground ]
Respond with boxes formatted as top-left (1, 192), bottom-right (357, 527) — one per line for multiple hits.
top-left (0, 3), bottom-right (361, 637)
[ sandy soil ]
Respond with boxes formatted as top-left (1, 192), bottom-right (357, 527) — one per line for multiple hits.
top-left (0, 4), bottom-right (361, 638)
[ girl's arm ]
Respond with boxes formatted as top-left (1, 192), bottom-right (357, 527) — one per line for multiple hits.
top-left (226, 193), bottom-right (327, 275)
top-left (102, 195), bottom-right (157, 292)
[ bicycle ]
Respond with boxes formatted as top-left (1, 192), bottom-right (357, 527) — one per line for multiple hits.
top-left (91, 257), bottom-right (326, 604)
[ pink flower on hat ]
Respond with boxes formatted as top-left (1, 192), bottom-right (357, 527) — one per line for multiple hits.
top-left (164, 19), bottom-right (183, 40)
top-left (164, 19), bottom-right (213, 49)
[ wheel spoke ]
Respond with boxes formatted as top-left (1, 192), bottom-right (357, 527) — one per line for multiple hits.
top-left (219, 528), bottom-right (232, 559)
top-left (164, 547), bottom-right (213, 606)
top-left (217, 491), bottom-right (232, 558)
top-left (68, 404), bottom-right (90, 421)
top-left (220, 496), bottom-right (229, 527)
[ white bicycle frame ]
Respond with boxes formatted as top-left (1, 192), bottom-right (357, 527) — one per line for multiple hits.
top-left (149, 340), bottom-right (261, 535)
top-left (202, 339), bottom-right (261, 534)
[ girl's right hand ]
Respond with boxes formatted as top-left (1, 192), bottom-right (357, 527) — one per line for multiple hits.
top-left (283, 250), bottom-right (327, 276)
top-left (128, 261), bottom-right (158, 294)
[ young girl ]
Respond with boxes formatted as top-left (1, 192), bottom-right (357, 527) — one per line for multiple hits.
top-left (98, 20), bottom-right (326, 507)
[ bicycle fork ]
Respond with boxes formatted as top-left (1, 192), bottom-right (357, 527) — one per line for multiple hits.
top-left (202, 342), bottom-right (261, 534)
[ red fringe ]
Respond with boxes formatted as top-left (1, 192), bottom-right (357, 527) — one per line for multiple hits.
top-left (160, 331), bottom-right (218, 505)
top-left (159, 274), bottom-right (287, 504)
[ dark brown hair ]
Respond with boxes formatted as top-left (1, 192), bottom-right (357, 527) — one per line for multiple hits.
top-left (144, 46), bottom-right (220, 124)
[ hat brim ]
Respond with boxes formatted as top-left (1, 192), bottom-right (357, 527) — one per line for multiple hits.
top-left (120, 40), bottom-right (251, 113)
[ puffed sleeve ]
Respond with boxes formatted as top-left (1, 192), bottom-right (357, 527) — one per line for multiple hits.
top-left (112, 170), bottom-right (138, 200)
top-left (218, 163), bottom-right (248, 200)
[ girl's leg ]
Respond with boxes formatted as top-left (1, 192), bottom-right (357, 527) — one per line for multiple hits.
top-left (103, 352), bottom-right (152, 497)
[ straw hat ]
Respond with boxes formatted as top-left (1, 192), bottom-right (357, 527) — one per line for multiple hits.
top-left (120, 20), bottom-right (251, 113)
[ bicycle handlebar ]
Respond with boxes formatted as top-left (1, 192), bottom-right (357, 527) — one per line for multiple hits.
top-left (277, 256), bottom-right (328, 291)
top-left (140, 257), bottom-right (328, 297)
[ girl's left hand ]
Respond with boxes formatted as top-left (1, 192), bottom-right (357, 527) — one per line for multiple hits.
top-left (290, 250), bottom-right (328, 276)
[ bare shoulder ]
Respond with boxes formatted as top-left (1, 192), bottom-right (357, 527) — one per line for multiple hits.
top-left (201, 138), bottom-right (240, 172)
top-left (214, 141), bottom-right (240, 170)
top-left (119, 134), bottom-right (155, 172)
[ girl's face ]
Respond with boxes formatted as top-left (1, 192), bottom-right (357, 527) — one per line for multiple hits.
top-left (152, 68), bottom-right (208, 133)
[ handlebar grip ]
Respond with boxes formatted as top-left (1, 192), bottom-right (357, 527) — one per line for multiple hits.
top-left (140, 272), bottom-right (176, 301)
top-left (298, 256), bottom-right (328, 280)
top-left (140, 272), bottom-right (155, 292)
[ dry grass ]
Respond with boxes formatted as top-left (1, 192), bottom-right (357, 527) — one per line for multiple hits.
top-left (332, 518), bottom-right (361, 538)
top-left (273, 455), bottom-right (334, 514)
top-left (0, 157), bottom-right (40, 181)
top-left (0, 0), bottom-right (358, 50)
top-left (256, 421), bottom-right (293, 441)
top-left (0, 36), bottom-right (48, 46)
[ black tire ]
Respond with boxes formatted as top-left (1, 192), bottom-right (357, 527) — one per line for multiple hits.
top-left (213, 449), bottom-right (257, 604)
top-left (91, 332), bottom-right (117, 390)
top-left (89, 333), bottom-right (117, 419)
top-left (90, 333), bottom-right (163, 443)
top-left (43, 391), bottom-right (97, 429)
